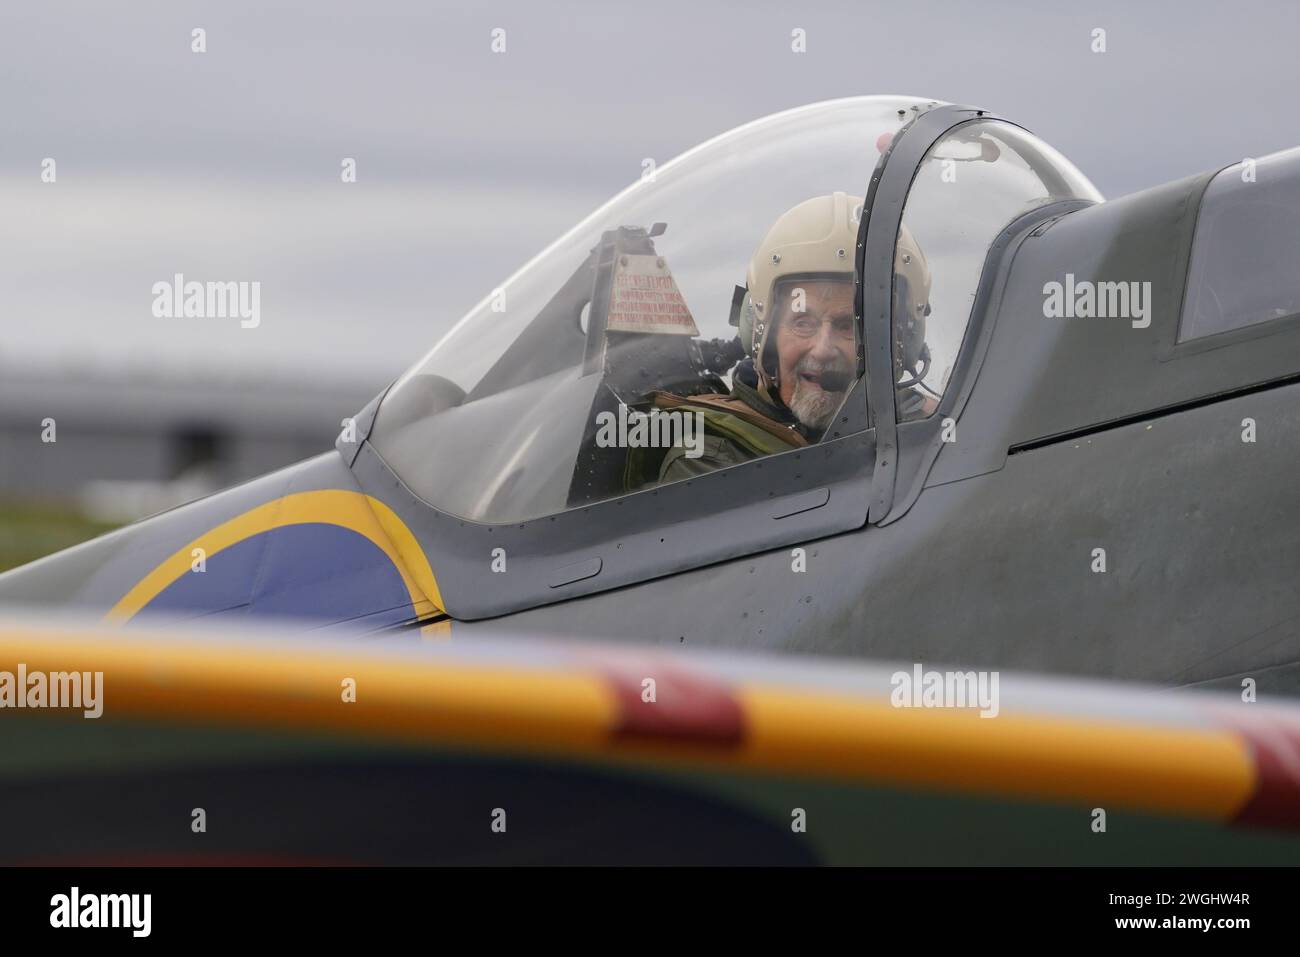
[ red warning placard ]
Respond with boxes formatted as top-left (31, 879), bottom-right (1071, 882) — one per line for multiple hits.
top-left (607, 254), bottom-right (700, 336)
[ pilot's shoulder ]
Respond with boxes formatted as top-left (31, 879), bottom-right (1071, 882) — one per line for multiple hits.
top-left (649, 390), bottom-right (806, 448)
top-left (657, 432), bottom-right (741, 483)
top-left (650, 389), bottom-right (802, 485)
top-left (650, 389), bottom-right (742, 414)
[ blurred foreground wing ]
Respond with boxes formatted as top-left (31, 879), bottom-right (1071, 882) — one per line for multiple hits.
top-left (1, 616), bottom-right (1297, 865)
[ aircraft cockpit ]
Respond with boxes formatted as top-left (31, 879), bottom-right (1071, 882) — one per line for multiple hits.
top-left (368, 96), bottom-right (1101, 528)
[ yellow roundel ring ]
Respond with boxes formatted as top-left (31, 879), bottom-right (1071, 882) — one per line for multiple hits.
top-left (106, 490), bottom-right (442, 623)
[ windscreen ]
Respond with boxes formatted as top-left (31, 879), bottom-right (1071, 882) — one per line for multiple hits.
top-left (894, 119), bottom-right (1103, 421)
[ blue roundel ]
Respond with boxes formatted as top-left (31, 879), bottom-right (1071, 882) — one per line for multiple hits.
top-left (141, 523), bottom-right (414, 625)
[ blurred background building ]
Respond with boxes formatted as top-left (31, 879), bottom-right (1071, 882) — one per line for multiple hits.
top-left (0, 362), bottom-right (374, 568)
top-left (3, 0), bottom-right (1296, 570)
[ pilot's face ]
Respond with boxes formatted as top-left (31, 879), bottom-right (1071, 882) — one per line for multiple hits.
top-left (772, 279), bottom-right (856, 430)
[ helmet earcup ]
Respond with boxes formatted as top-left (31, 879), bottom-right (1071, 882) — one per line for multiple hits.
top-left (737, 291), bottom-right (757, 358)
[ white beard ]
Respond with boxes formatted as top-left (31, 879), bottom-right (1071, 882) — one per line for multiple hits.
top-left (787, 357), bottom-right (851, 430)
top-left (789, 382), bottom-right (840, 430)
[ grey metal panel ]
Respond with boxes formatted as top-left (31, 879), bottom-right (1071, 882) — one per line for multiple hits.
top-left (353, 428), bottom-right (874, 620)
top-left (925, 172), bottom-right (1229, 486)
top-left (1011, 172), bottom-right (1211, 438)
top-left (550, 557), bottom-right (602, 588)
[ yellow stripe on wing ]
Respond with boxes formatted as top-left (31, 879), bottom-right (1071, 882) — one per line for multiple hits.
top-left (1, 630), bottom-right (613, 752)
top-left (733, 685), bottom-right (1255, 821)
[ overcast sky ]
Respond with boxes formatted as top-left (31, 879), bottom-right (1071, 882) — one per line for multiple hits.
top-left (3, 0), bottom-right (1298, 392)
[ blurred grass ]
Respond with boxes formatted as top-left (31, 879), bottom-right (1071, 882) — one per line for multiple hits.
top-left (0, 501), bottom-right (120, 573)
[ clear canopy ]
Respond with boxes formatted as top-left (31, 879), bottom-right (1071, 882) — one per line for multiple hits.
top-left (368, 97), bottom-right (1101, 524)
top-left (372, 96), bottom-right (943, 523)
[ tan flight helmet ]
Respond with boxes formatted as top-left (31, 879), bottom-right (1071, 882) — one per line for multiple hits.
top-left (740, 191), bottom-right (931, 396)
top-left (892, 222), bottom-right (932, 384)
